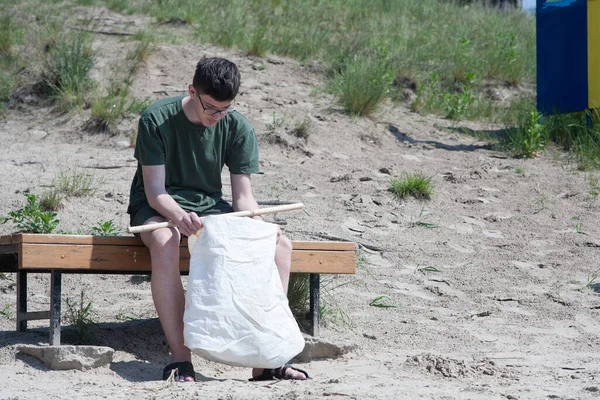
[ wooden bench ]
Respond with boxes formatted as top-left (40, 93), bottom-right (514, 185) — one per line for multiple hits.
top-left (0, 234), bottom-right (356, 345)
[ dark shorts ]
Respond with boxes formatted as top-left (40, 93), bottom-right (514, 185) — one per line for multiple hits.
top-left (128, 200), bottom-right (234, 229)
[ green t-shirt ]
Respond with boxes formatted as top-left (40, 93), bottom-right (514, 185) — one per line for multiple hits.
top-left (128, 96), bottom-right (260, 213)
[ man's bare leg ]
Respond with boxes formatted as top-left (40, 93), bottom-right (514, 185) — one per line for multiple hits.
top-left (141, 224), bottom-right (195, 382)
top-left (251, 235), bottom-right (307, 380)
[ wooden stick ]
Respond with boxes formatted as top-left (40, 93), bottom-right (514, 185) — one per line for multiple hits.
top-left (127, 203), bottom-right (304, 234)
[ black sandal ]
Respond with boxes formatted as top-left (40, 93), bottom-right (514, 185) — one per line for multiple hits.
top-left (249, 362), bottom-right (310, 381)
top-left (162, 361), bottom-right (196, 382)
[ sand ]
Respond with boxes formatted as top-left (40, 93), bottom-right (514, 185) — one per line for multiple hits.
top-left (0, 7), bottom-right (599, 400)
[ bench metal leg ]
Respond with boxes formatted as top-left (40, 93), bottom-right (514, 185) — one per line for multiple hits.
top-left (17, 270), bottom-right (27, 332)
top-left (308, 273), bottom-right (320, 337)
top-left (49, 270), bottom-right (62, 346)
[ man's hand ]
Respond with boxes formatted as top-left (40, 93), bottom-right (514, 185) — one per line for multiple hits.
top-left (177, 211), bottom-right (203, 237)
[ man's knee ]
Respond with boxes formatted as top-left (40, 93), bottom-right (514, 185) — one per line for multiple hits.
top-left (142, 227), bottom-right (181, 271)
top-left (275, 235), bottom-right (293, 274)
top-left (276, 235), bottom-right (293, 256)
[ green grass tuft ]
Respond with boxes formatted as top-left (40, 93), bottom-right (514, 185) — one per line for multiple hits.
top-left (54, 169), bottom-right (99, 197)
top-left (291, 116), bottom-right (312, 140)
top-left (65, 289), bottom-right (96, 344)
top-left (389, 174), bottom-right (434, 200)
top-left (39, 189), bottom-right (63, 212)
top-left (41, 33), bottom-right (95, 111)
top-left (333, 55), bottom-right (393, 117)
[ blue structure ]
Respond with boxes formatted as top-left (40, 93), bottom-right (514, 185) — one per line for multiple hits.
top-left (536, 0), bottom-right (589, 115)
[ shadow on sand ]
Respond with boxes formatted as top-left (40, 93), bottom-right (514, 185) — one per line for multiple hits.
top-left (387, 123), bottom-right (512, 153)
top-left (0, 318), bottom-right (220, 382)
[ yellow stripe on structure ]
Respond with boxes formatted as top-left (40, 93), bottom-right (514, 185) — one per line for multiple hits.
top-left (589, 0), bottom-right (600, 108)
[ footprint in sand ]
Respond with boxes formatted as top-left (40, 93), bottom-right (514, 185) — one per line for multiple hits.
top-left (449, 223), bottom-right (475, 235)
top-left (461, 216), bottom-right (486, 227)
top-left (445, 242), bottom-right (475, 254)
top-left (482, 230), bottom-right (504, 238)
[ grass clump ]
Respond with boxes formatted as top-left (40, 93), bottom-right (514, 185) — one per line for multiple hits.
top-left (39, 189), bottom-right (63, 212)
top-left (54, 168), bottom-right (99, 197)
top-left (389, 174), bottom-right (434, 200)
top-left (0, 193), bottom-right (60, 233)
top-left (287, 273), bottom-right (351, 332)
top-left (41, 33), bottom-right (95, 111)
top-left (291, 116), bottom-right (312, 140)
top-left (332, 55), bottom-right (394, 117)
top-left (128, 30), bottom-right (157, 73)
top-left (65, 289), bottom-right (96, 344)
top-left (287, 273), bottom-right (310, 329)
top-left (90, 82), bottom-right (150, 133)
top-left (543, 111), bottom-right (600, 169)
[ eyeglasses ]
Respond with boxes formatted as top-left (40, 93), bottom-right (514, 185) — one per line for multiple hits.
top-left (197, 94), bottom-right (236, 116)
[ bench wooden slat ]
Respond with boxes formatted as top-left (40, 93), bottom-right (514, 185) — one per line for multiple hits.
top-left (18, 243), bottom-right (355, 274)
top-left (1, 234), bottom-right (357, 275)
top-left (7, 234), bottom-right (356, 251)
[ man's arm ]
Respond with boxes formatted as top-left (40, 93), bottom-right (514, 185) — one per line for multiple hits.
top-left (142, 164), bottom-right (202, 236)
top-left (230, 173), bottom-right (262, 220)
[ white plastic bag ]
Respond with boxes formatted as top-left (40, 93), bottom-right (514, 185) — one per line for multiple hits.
top-left (183, 215), bottom-right (305, 368)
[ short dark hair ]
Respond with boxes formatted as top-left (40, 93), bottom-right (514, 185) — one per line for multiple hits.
top-left (192, 57), bottom-right (241, 101)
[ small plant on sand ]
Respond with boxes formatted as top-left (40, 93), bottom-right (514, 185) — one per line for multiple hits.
top-left (116, 308), bottom-right (142, 322)
top-left (65, 289), bottom-right (96, 344)
top-left (90, 82), bottom-right (151, 133)
top-left (320, 304), bottom-right (351, 327)
top-left (369, 295), bottom-right (400, 308)
top-left (0, 193), bottom-right (59, 233)
top-left (505, 110), bottom-right (546, 158)
top-left (0, 272), bottom-right (13, 281)
top-left (264, 112), bottom-right (285, 132)
top-left (291, 116), bottom-right (312, 140)
top-left (574, 275), bottom-right (598, 293)
top-left (91, 220), bottom-right (118, 236)
top-left (0, 303), bottom-right (13, 319)
top-left (410, 207), bottom-right (439, 228)
top-left (54, 168), bottom-right (99, 197)
top-left (355, 249), bottom-right (373, 278)
top-left (572, 216), bottom-right (585, 235)
top-left (416, 266), bottom-right (440, 274)
top-left (442, 72), bottom-right (476, 120)
top-left (39, 189), bottom-right (63, 212)
top-left (389, 174), bottom-right (434, 201)
top-left (514, 167), bottom-right (525, 176)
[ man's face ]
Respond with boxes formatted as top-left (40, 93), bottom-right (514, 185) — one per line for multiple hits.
top-left (192, 91), bottom-right (236, 127)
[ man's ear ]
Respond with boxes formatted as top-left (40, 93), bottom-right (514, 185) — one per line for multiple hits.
top-left (187, 84), bottom-right (196, 96)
